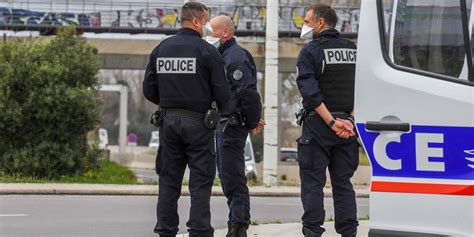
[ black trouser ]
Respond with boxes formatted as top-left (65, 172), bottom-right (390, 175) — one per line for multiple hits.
top-left (215, 122), bottom-right (250, 227)
top-left (298, 114), bottom-right (359, 236)
top-left (154, 115), bottom-right (216, 237)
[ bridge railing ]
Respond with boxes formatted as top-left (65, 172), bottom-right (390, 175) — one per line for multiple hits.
top-left (0, 0), bottom-right (359, 38)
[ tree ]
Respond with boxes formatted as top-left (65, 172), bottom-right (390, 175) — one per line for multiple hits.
top-left (0, 27), bottom-right (102, 179)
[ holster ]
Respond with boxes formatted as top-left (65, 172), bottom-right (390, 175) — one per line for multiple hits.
top-left (228, 112), bottom-right (246, 127)
top-left (203, 101), bottom-right (220, 130)
top-left (295, 108), bottom-right (308, 126)
top-left (150, 108), bottom-right (165, 128)
top-left (204, 108), bottom-right (219, 130)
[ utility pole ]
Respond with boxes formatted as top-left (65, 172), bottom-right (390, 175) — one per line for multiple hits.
top-left (263, 0), bottom-right (279, 187)
top-left (100, 85), bottom-right (128, 159)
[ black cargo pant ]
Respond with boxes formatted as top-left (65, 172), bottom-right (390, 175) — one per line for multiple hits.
top-left (215, 122), bottom-right (250, 228)
top-left (154, 115), bottom-right (216, 237)
top-left (298, 114), bottom-right (359, 236)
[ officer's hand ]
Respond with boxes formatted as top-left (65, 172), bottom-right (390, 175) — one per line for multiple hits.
top-left (337, 118), bottom-right (355, 132)
top-left (250, 120), bottom-right (265, 135)
top-left (257, 119), bottom-right (266, 128)
top-left (250, 127), bottom-right (263, 135)
top-left (332, 120), bottom-right (355, 139)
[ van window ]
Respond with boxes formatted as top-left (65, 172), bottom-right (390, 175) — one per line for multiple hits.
top-left (382, 0), bottom-right (468, 80)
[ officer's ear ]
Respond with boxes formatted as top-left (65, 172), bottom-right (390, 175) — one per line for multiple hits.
top-left (192, 18), bottom-right (200, 27)
top-left (223, 27), bottom-right (230, 38)
top-left (318, 17), bottom-right (327, 29)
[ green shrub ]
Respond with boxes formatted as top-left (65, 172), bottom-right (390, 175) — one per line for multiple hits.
top-left (0, 27), bottom-right (102, 179)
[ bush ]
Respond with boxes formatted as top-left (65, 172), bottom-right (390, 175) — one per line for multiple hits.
top-left (0, 27), bottom-right (102, 179)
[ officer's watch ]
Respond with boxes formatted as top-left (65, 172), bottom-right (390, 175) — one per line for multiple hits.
top-left (328, 118), bottom-right (336, 128)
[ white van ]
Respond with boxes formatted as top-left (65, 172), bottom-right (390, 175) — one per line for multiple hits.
top-left (356, 1), bottom-right (473, 236)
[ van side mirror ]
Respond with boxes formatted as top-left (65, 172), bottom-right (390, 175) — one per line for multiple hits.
top-left (254, 151), bottom-right (262, 163)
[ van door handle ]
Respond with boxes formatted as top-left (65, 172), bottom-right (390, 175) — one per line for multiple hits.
top-left (365, 121), bottom-right (410, 132)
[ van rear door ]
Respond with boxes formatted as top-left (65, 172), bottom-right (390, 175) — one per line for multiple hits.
top-left (355, 0), bottom-right (473, 236)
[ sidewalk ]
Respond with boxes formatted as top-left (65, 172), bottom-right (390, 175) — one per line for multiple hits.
top-left (0, 183), bottom-right (369, 197)
top-left (194, 221), bottom-right (369, 237)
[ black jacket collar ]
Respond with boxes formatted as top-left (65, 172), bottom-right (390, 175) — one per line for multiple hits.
top-left (218, 37), bottom-right (236, 54)
top-left (178, 28), bottom-right (201, 37)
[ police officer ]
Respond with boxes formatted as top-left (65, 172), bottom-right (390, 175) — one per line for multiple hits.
top-left (205, 15), bottom-right (265, 237)
top-left (143, 2), bottom-right (230, 237)
top-left (296, 4), bottom-right (358, 237)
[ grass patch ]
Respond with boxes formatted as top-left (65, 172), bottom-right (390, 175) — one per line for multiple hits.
top-left (247, 178), bottom-right (263, 187)
top-left (0, 160), bottom-right (139, 184)
top-left (213, 177), bottom-right (221, 186)
top-left (250, 220), bottom-right (260, 226)
top-left (182, 177), bottom-right (221, 186)
top-left (326, 216), bottom-right (335, 222)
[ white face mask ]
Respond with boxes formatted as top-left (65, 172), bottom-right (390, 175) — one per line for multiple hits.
top-left (205, 36), bottom-right (221, 48)
top-left (202, 22), bottom-right (213, 38)
top-left (300, 24), bottom-right (314, 39)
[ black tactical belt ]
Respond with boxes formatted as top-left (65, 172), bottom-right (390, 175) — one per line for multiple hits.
top-left (164, 109), bottom-right (205, 121)
top-left (308, 111), bottom-right (350, 117)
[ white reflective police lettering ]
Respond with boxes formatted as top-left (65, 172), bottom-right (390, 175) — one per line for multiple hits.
top-left (373, 134), bottom-right (402, 170)
top-left (156, 58), bottom-right (196, 74)
top-left (415, 133), bottom-right (445, 172)
top-left (324, 48), bottom-right (357, 64)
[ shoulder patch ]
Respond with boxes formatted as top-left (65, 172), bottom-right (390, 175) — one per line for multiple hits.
top-left (233, 70), bottom-right (243, 81)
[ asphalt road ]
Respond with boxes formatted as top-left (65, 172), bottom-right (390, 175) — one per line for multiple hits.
top-left (0, 195), bottom-right (369, 237)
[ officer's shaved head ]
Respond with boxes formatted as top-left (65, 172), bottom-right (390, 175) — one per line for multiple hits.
top-left (210, 15), bottom-right (235, 35)
top-left (210, 15), bottom-right (235, 40)
top-left (180, 1), bottom-right (209, 23)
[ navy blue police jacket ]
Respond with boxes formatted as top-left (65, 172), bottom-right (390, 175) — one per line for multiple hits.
top-left (143, 28), bottom-right (230, 114)
top-left (219, 38), bottom-right (262, 129)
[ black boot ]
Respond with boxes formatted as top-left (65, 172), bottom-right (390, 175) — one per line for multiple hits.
top-left (302, 227), bottom-right (322, 237)
top-left (342, 231), bottom-right (357, 237)
top-left (226, 223), bottom-right (247, 237)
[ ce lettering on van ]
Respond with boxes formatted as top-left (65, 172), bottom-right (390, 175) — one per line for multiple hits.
top-left (357, 124), bottom-right (474, 181)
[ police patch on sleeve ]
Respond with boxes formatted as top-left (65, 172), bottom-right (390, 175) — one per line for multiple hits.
top-left (233, 70), bottom-right (243, 81)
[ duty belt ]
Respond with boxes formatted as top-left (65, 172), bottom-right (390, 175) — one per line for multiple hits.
top-left (164, 108), bottom-right (205, 121)
top-left (219, 112), bottom-right (246, 133)
top-left (307, 111), bottom-right (350, 117)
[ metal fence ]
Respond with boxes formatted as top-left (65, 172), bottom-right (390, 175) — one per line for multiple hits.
top-left (0, 0), bottom-right (360, 37)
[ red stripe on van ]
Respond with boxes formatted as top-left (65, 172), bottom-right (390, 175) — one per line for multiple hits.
top-left (371, 181), bottom-right (474, 196)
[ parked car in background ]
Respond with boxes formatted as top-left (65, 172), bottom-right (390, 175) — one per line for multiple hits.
top-left (98, 128), bottom-right (108, 150)
top-left (244, 135), bottom-right (260, 181)
top-left (280, 147), bottom-right (298, 163)
top-left (148, 131), bottom-right (159, 148)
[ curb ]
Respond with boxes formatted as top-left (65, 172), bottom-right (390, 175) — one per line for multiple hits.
top-left (0, 184), bottom-right (369, 198)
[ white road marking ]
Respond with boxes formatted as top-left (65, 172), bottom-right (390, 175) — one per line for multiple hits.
top-left (0, 214), bottom-right (29, 217)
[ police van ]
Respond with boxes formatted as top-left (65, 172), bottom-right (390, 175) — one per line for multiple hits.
top-left (355, 0), bottom-right (473, 236)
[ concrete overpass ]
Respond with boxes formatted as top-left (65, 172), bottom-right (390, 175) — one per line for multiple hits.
top-left (86, 37), bottom-right (303, 73)
top-left (3, 35), bottom-right (355, 73)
